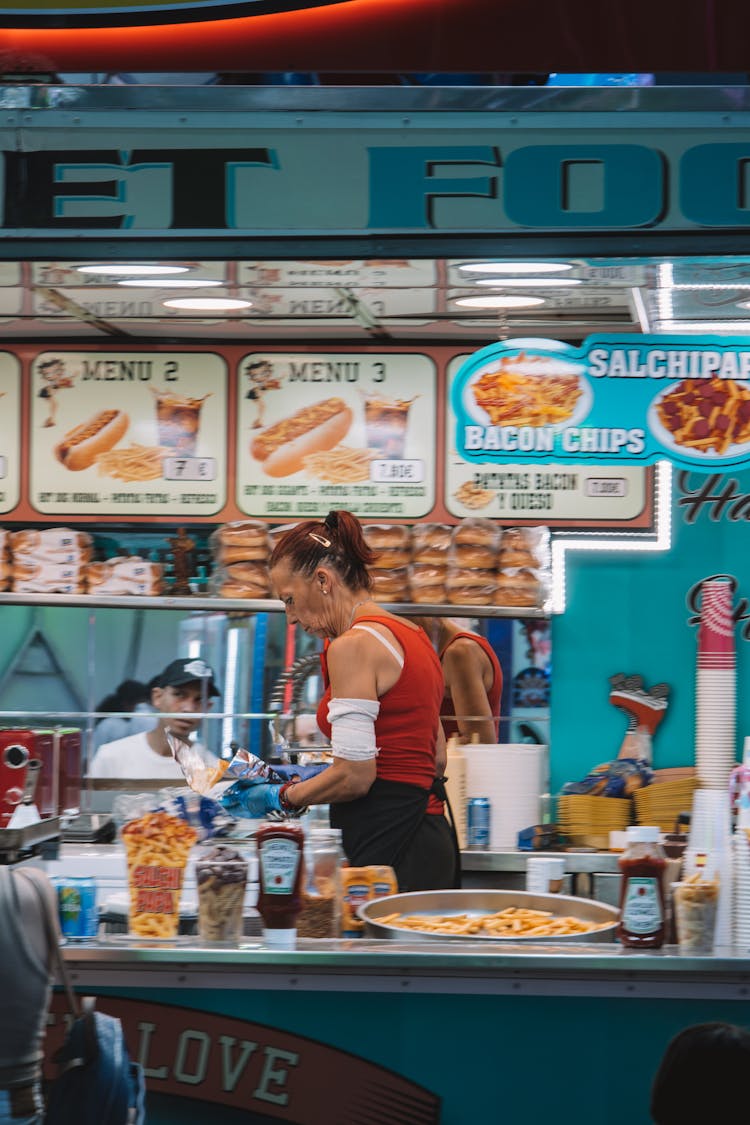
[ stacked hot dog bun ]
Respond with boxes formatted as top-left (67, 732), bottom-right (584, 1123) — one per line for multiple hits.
top-left (363, 524), bottom-right (412, 602)
top-left (9, 528), bottom-right (93, 594)
top-left (210, 521), bottom-right (272, 598)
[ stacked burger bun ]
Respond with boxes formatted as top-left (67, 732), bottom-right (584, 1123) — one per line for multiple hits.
top-left (86, 556), bottom-right (164, 597)
top-left (210, 520), bottom-right (272, 599)
top-left (0, 530), bottom-right (9, 591)
top-left (10, 528), bottom-right (92, 594)
top-left (494, 526), bottom-right (551, 608)
top-left (446, 519), bottom-right (500, 606)
top-left (363, 524), bottom-right (412, 602)
top-left (409, 523), bottom-right (452, 604)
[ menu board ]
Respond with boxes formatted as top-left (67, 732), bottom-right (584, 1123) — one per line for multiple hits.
top-left (445, 355), bottom-right (648, 522)
top-left (29, 352), bottom-right (227, 517)
top-left (0, 354), bottom-right (21, 514)
top-left (236, 352), bottom-right (436, 519)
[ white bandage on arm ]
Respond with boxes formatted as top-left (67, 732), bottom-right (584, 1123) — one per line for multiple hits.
top-left (327, 697), bottom-right (380, 761)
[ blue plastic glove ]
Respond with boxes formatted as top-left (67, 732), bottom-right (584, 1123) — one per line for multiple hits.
top-left (220, 780), bottom-right (283, 819)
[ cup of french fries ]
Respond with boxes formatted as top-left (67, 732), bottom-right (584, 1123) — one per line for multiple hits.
top-left (121, 810), bottom-right (198, 938)
top-left (672, 873), bottom-right (719, 953)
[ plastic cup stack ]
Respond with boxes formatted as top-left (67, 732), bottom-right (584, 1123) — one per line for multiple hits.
top-left (733, 829), bottom-right (750, 950)
top-left (462, 743), bottom-right (547, 849)
top-left (694, 579), bottom-right (737, 790)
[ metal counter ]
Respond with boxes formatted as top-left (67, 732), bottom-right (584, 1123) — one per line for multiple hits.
top-left (61, 937), bottom-right (750, 1000)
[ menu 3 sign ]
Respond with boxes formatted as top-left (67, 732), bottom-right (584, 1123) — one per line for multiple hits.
top-left (0, 354), bottom-right (20, 515)
top-left (235, 352), bottom-right (436, 520)
top-left (29, 353), bottom-right (227, 517)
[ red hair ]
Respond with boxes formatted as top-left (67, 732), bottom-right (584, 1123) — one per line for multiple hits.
top-left (269, 510), bottom-right (375, 591)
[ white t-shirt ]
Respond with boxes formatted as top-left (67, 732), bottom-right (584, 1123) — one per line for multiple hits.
top-left (88, 731), bottom-right (185, 779)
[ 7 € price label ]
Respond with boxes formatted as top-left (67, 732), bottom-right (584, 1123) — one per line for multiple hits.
top-left (0, 353), bottom-right (21, 514)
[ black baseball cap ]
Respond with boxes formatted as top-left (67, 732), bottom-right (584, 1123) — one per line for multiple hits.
top-left (157, 658), bottom-right (220, 697)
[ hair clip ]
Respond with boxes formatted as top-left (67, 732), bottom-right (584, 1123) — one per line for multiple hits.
top-left (308, 532), bottom-right (332, 548)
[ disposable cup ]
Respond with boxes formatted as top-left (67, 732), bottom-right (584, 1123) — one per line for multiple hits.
top-left (673, 879), bottom-right (719, 953)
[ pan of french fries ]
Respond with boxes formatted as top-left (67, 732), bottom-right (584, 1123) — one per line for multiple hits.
top-left (359, 889), bottom-right (619, 943)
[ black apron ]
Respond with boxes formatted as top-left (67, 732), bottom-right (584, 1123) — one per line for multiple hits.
top-left (331, 777), bottom-right (461, 892)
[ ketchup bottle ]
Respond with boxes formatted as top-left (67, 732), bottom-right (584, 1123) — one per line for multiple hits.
top-left (617, 825), bottom-right (667, 949)
top-left (255, 822), bottom-right (305, 949)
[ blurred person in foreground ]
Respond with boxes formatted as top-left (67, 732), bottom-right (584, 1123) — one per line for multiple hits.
top-left (414, 616), bottom-right (502, 745)
top-left (222, 510), bottom-right (458, 891)
top-left (650, 1021), bottom-right (750, 1124)
top-left (0, 865), bottom-right (59, 1124)
top-left (92, 678), bottom-right (157, 752)
top-left (89, 658), bottom-right (219, 780)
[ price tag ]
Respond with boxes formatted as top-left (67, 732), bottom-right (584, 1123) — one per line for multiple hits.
top-left (370, 459), bottom-right (424, 483)
top-left (585, 477), bottom-right (628, 497)
top-left (163, 457), bottom-right (217, 482)
top-left (0, 455), bottom-right (6, 480)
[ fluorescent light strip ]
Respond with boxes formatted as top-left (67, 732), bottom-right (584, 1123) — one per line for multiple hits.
top-left (222, 627), bottom-right (240, 754)
top-left (656, 262), bottom-right (675, 324)
top-left (77, 263), bottom-right (190, 276)
top-left (549, 461), bottom-right (673, 613)
top-left (657, 321), bottom-right (750, 332)
top-left (163, 297), bottom-right (252, 310)
top-left (459, 262), bottom-right (574, 274)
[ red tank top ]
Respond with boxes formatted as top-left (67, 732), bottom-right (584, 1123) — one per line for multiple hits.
top-left (317, 615), bottom-right (444, 809)
top-left (439, 631), bottom-right (503, 741)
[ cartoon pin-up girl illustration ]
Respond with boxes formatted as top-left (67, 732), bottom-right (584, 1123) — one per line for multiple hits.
top-left (244, 360), bottom-right (281, 429)
top-left (37, 357), bottom-right (75, 427)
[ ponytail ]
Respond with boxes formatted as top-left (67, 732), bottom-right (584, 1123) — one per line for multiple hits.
top-left (269, 509), bottom-right (374, 591)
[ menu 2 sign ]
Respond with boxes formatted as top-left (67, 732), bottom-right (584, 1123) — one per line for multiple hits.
top-left (29, 352), bottom-right (227, 517)
top-left (0, 354), bottom-right (20, 515)
top-left (235, 352), bottom-right (436, 520)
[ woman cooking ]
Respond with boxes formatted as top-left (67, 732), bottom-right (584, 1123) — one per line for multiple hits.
top-left (221, 510), bottom-right (458, 892)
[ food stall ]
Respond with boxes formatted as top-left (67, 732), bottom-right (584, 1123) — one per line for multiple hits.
top-left (1, 83), bottom-right (750, 1123)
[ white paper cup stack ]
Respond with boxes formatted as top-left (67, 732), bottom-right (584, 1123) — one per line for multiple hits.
top-left (733, 830), bottom-right (750, 949)
top-left (463, 743), bottom-right (547, 849)
top-left (695, 579), bottom-right (737, 789)
top-left (445, 744), bottom-right (467, 849)
top-left (687, 789), bottom-right (732, 857)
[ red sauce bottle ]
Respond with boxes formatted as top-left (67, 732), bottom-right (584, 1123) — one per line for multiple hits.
top-left (255, 822), bottom-right (305, 949)
top-left (617, 825), bottom-right (667, 949)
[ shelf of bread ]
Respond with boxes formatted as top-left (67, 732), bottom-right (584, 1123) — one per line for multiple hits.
top-left (0, 591), bottom-right (550, 616)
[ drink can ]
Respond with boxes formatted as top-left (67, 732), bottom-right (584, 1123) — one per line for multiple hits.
top-left (467, 797), bottom-right (491, 848)
top-left (54, 877), bottom-right (98, 939)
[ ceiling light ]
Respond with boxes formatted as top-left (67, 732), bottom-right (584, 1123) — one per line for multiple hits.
top-left (475, 277), bottom-right (582, 288)
top-left (734, 299), bottom-right (750, 308)
top-left (118, 278), bottom-right (223, 289)
top-left (459, 261), bottom-right (574, 274)
top-left (163, 297), bottom-right (252, 311)
top-left (77, 264), bottom-right (190, 276)
top-left (454, 295), bottom-right (546, 309)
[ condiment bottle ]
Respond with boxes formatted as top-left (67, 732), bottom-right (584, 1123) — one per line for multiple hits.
top-left (617, 825), bottom-right (667, 949)
top-left (298, 828), bottom-right (344, 939)
top-left (255, 821), bottom-right (305, 949)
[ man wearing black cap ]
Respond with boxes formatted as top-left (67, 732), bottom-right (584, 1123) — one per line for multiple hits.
top-left (89, 658), bottom-right (220, 779)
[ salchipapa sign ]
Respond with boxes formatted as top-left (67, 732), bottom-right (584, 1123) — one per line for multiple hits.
top-left (449, 335), bottom-right (750, 473)
top-left (45, 994), bottom-right (440, 1122)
